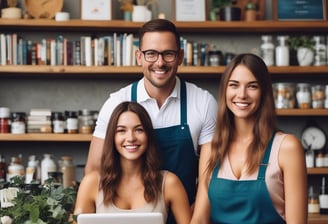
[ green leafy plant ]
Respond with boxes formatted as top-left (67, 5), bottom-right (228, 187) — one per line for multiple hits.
top-left (0, 177), bottom-right (77, 224)
top-left (288, 35), bottom-right (315, 51)
top-left (245, 1), bottom-right (258, 10)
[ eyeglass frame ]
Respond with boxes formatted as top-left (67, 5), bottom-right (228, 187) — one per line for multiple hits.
top-left (140, 49), bottom-right (179, 63)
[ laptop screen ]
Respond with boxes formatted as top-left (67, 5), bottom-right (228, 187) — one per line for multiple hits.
top-left (77, 212), bottom-right (164, 224)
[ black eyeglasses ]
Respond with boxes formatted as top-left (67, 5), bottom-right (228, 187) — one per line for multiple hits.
top-left (140, 50), bottom-right (178, 62)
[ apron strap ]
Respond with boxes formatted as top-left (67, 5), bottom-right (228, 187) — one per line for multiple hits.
top-left (131, 81), bottom-right (138, 102)
top-left (258, 132), bottom-right (276, 180)
top-left (131, 80), bottom-right (187, 125)
top-left (180, 80), bottom-right (187, 125)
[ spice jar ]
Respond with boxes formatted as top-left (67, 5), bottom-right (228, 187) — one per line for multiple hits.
top-left (11, 112), bottom-right (26, 134)
top-left (308, 185), bottom-right (320, 213)
top-left (78, 109), bottom-right (94, 134)
top-left (296, 83), bottom-right (311, 109)
top-left (65, 111), bottom-right (78, 133)
top-left (7, 156), bottom-right (25, 182)
top-left (59, 156), bottom-right (75, 188)
top-left (316, 152), bottom-right (325, 167)
top-left (208, 46), bottom-right (223, 66)
top-left (272, 83), bottom-right (295, 109)
top-left (52, 112), bottom-right (65, 133)
top-left (312, 84), bottom-right (325, 109)
top-left (0, 107), bottom-right (10, 133)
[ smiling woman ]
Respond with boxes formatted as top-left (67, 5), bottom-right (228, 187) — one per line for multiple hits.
top-left (191, 53), bottom-right (307, 224)
top-left (74, 101), bottom-right (191, 224)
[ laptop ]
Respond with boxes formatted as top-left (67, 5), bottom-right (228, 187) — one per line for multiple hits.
top-left (77, 212), bottom-right (164, 224)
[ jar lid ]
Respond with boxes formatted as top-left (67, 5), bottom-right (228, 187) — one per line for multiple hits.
top-left (0, 107), bottom-right (10, 118)
top-left (65, 111), bottom-right (77, 117)
top-left (79, 109), bottom-right (91, 116)
top-left (61, 156), bottom-right (73, 161)
top-left (52, 112), bottom-right (64, 120)
top-left (11, 112), bottom-right (26, 119)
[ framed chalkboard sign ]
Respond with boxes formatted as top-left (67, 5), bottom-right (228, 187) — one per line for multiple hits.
top-left (273, 0), bottom-right (327, 20)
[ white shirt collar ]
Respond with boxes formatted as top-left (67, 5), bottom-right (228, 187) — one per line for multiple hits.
top-left (137, 77), bottom-right (181, 103)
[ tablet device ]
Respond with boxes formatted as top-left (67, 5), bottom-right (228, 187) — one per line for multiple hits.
top-left (77, 212), bottom-right (164, 224)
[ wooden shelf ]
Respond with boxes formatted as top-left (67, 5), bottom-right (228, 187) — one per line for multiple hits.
top-left (1, 19), bottom-right (328, 33)
top-left (0, 133), bottom-right (92, 142)
top-left (307, 168), bottom-right (328, 175)
top-left (0, 65), bottom-right (327, 76)
top-left (308, 213), bottom-right (328, 224)
top-left (277, 109), bottom-right (328, 116)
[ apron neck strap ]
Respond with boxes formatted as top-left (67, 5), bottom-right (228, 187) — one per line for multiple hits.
top-left (258, 132), bottom-right (276, 180)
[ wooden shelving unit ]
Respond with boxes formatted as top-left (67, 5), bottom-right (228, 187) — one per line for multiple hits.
top-left (0, 133), bottom-right (92, 142)
top-left (1, 19), bottom-right (328, 33)
top-left (0, 19), bottom-right (327, 223)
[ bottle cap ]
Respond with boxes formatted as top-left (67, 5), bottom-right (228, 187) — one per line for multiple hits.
top-left (0, 107), bottom-right (10, 118)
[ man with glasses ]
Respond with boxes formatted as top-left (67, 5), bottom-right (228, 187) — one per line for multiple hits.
top-left (85, 19), bottom-right (217, 223)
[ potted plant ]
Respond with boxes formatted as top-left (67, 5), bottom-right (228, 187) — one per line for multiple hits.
top-left (288, 35), bottom-right (315, 66)
top-left (244, 1), bottom-right (258, 21)
top-left (210, 0), bottom-right (241, 21)
top-left (0, 177), bottom-right (77, 224)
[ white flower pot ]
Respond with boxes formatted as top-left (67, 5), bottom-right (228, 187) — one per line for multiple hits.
top-left (132, 5), bottom-right (151, 22)
top-left (297, 47), bottom-right (314, 66)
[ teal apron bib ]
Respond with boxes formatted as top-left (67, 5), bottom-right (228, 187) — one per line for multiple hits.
top-left (208, 134), bottom-right (286, 224)
top-left (132, 81), bottom-right (197, 224)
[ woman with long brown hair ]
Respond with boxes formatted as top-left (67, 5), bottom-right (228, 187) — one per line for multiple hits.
top-left (74, 101), bottom-right (191, 224)
top-left (191, 53), bottom-right (307, 224)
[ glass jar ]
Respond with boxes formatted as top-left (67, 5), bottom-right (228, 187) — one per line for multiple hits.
top-left (65, 111), bottom-right (78, 133)
top-left (208, 46), bottom-right (223, 66)
top-left (11, 112), bottom-right (26, 134)
top-left (308, 185), bottom-right (320, 213)
top-left (7, 156), bottom-right (25, 182)
top-left (311, 84), bottom-right (325, 109)
top-left (52, 112), bottom-right (65, 133)
top-left (272, 83), bottom-right (295, 109)
top-left (296, 83), bottom-right (311, 109)
top-left (78, 109), bottom-right (94, 134)
top-left (59, 156), bottom-right (75, 188)
top-left (0, 107), bottom-right (10, 133)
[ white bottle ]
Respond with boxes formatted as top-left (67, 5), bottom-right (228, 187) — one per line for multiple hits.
top-left (313, 36), bottom-right (326, 66)
top-left (41, 154), bottom-right (57, 184)
top-left (25, 155), bottom-right (41, 184)
top-left (275, 36), bottom-right (289, 66)
top-left (261, 35), bottom-right (275, 66)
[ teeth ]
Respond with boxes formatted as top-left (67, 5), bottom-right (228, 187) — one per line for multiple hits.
top-left (153, 70), bottom-right (166, 74)
top-left (235, 102), bottom-right (249, 107)
top-left (125, 145), bottom-right (138, 149)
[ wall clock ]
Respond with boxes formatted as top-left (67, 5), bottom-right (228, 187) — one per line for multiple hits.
top-left (24, 0), bottom-right (64, 19)
top-left (301, 125), bottom-right (326, 150)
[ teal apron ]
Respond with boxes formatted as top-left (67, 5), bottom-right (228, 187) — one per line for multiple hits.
top-left (132, 81), bottom-right (197, 224)
top-left (208, 134), bottom-right (286, 224)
